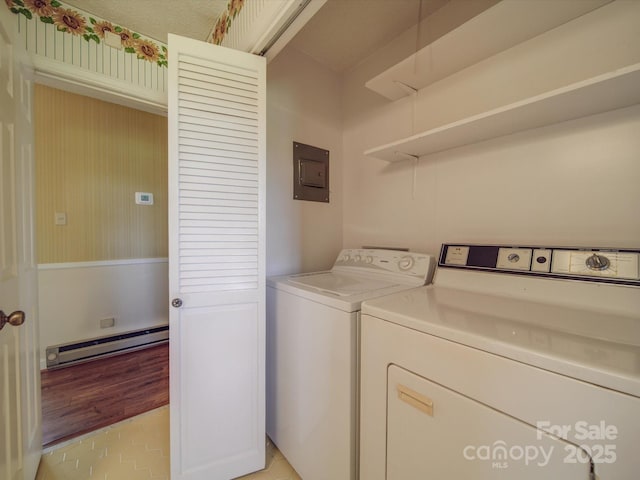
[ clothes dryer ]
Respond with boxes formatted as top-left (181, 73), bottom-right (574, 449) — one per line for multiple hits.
top-left (360, 244), bottom-right (640, 480)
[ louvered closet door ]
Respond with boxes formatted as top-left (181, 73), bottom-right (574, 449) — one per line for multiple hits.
top-left (168, 34), bottom-right (266, 480)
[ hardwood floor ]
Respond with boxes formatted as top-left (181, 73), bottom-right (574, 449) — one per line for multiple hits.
top-left (40, 343), bottom-right (169, 447)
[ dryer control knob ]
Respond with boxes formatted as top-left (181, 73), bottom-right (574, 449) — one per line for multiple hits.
top-left (586, 253), bottom-right (610, 271)
top-left (508, 253), bottom-right (520, 263)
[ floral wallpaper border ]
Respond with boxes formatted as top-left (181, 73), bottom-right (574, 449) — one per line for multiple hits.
top-left (210, 0), bottom-right (245, 45)
top-left (5, 0), bottom-right (168, 67)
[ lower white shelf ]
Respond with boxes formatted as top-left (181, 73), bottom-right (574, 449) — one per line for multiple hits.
top-left (365, 63), bottom-right (640, 162)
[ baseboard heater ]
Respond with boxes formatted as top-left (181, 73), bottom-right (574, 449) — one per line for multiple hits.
top-left (45, 325), bottom-right (169, 369)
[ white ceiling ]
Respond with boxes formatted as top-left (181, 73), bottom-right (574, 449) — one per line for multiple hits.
top-left (289, 0), bottom-right (448, 72)
top-left (62, 0), bottom-right (454, 72)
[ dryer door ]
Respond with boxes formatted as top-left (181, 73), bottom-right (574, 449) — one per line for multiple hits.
top-left (387, 365), bottom-right (592, 479)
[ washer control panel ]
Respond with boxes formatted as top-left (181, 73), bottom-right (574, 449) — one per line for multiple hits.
top-left (334, 248), bottom-right (435, 283)
top-left (440, 244), bottom-right (640, 285)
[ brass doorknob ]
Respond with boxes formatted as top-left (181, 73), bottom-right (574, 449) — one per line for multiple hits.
top-left (0, 310), bottom-right (26, 331)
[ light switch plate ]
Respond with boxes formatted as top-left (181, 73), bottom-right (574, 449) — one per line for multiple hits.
top-left (54, 212), bottom-right (67, 225)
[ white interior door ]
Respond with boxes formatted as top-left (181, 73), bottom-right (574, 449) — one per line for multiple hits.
top-left (168, 34), bottom-right (266, 480)
top-left (0, 6), bottom-right (41, 480)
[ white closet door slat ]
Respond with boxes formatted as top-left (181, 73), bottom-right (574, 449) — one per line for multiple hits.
top-left (179, 218), bottom-right (258, 227)
top-left (180, 144), bottom-right (257, 161)
top-left (178, 91), bottom-right (258, 114)
top-left (179, 256), bottom-right (258, 265)
top-left (179, 107), bottom-right (258, 127)
top-left (180, 197), bottom-right (258, 208)
top-left (180, 236), bottom-right (258, 245)
top-left (180, 77), bottom-right (258, 101)
top-left (180, 170), bottom-right (257, 184)
top-left (178, 99), bottom-right (257, 121)
top-left (180, 159), bottom-right (257, 174)
top-left (180, 129), bottom-right (258, 147)
top-left (180, 182), bottom-right (257, 195)
top-left (181, 262), bottom-right (257, 271)
top-left (179, 248), bottom-right (258, 256)
top-left (179, 87), bottom-right (258, 109)
top-left (179, 158), bottom-right (257, 173)
top-left (178, 55), bottom-right (258, 86)
top-left (180, 117), bottom-right (258, 135)
top-left (180, 189), bottom-right (258, 201)
top-left (182, 204), bottom-right (257, 216)
top-left (178, 137), bottom-right (258, 154)
top-left (181, 283), bottom-right (257, 293)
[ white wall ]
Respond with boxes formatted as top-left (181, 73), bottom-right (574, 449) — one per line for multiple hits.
top-left (342, 1), bottom-right (640, 255)
top-left (38, 260), bottom-right (169, 368)
top-left (266, 46), bottom-right (343, 276)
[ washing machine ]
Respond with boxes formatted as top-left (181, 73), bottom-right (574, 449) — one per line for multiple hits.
top-left (266, 248), bottom-right (436, 480)
top-left (360, 244), bottom-right (640, 480)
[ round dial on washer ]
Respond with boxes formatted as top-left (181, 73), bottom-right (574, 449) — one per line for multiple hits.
top-left (398, 256), bottom-right (414, 271)
top-left (365, 256), bottom-right (373, 264)
top-left (355, 255), bottom-right (362, 262)
top-left (585, 253), bottom-right (610, 271)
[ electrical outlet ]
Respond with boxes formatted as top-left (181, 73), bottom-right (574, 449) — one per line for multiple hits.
top-left (100, 317), bottom-right (115, 328)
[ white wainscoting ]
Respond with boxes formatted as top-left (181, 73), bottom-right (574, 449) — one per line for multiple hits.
top-left (38, 258), bottom-right (169, 369)
top-left (16, 13), bottom-right (167, 90)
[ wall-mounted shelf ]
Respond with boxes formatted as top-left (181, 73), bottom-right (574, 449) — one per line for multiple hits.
top-left (364, 63), bottom-right (640, 162)
top-left (365, 0), bottom-right (611, 101)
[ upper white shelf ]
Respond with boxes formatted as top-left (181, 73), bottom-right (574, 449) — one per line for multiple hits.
top-left (364, 63), bottom-right (640, 162)
top-left (365, 0), bottom-right (611, 101)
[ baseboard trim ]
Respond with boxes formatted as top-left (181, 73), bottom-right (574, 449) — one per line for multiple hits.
top-left (45, 325), bottom-right (169, 369)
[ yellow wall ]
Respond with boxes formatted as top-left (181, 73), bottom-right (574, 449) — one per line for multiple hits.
top-left (35, 85), bottom-right (168, 263)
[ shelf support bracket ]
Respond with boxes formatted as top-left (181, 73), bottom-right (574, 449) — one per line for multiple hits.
top-left (392, 151), bottom-right (420, 200)
top-left (393, 80), bottom-right (418, 96)
top-left (393, 151), bottom-right (419, 162)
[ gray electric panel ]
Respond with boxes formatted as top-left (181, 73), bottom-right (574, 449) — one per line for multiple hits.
top-left (293, 142), bottom-right (329, 203)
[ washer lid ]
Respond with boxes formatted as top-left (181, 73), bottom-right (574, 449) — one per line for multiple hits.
top-left (268, 272), bottom-right (420, 312)
top-left (287, 272), bottom-right (399, 297)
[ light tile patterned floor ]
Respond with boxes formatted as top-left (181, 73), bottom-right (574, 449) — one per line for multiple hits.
top-left (36, 406), bottom-right (301, 480)
top-left (237, 445), bottom-right (301, 480)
